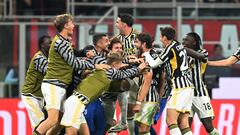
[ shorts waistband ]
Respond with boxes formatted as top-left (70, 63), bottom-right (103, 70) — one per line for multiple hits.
top-left (74, 92), bottom-right (90, 105)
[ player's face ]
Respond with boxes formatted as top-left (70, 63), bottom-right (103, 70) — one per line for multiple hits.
top-left (134, 38), bottom-right (142, 49)
top-left (111, 43), bottom-right (123, 54)
top-left (65, 19), bottom-right (75, 37)
top-left (160, 34), bottom-right (167, 48)
top-left (97, 36), bottom-right (110, 51)
top-left (86, 50), bottom-right (96, 58)
top-left (115, 18), bottom-right (126, 32)
top-left (182, 35), bottom-right (195, 49)
top-left (42, 37), bottom-right (51, 52)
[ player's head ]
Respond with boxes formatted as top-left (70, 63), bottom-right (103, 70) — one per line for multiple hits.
top-left (93, 33), bottom-right (110, 52)
top-left (160, 27), bottom-right (176, 47)
top-left (54, 13), bottom-right (74, 36)
top-left (82, 45), bottom-right (96, 58)
top-left (108, 38), bottom-right (123, 54)
top-left (115, 13), bottom-right (133, 32)
top-left (38, 35), bottom-right (51, 54)
top-left (213, 44), bottom-right (223, 56)
top-left (183, 32), bottom-right (202, 51)
top-left (135, 33), bottom-right (153, 50)
top-left (107, 52), bottom-right (123, 68)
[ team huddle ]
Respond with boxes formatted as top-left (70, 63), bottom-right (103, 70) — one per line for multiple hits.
top-left (21, 13), bottom-right (240, 135)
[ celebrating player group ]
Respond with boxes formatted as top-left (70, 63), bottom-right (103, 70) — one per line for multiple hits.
top-left (21, 12), bottom-right (240, 135)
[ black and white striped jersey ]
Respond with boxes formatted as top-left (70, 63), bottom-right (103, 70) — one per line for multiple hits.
top-left (22, 51), bottom-right (48, 97)
top-left (139, 49), bottom-right (163, 102)
top-left (233, 47), bottom-right (240, 60)
top-left (106, 67), bottom-right (140, 80)
top-left (116, 29), bottom-right (139, 56)
top-left (159, 40), bottom-right (193, 90)
top-left (189, 49), bottom-right (209, 97)
top-left (89, 51), bottom-right (107, 64)
top-left (44, 34), bottom-right (94, 86)
top-left (34, 53), bottom-right (48, 75)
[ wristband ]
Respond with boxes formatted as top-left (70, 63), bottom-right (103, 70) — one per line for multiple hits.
top-left (136, 101), bottom-right (142, 105)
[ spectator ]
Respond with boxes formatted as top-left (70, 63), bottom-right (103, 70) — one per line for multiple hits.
top-left (206, 44), bottom-right (231, 77)
top-left (4, 65), bottom-right (19, 97)
top-left (5, 66), bottom-right (18, 84)
top-left (209, 44), bottom-right (225, 60)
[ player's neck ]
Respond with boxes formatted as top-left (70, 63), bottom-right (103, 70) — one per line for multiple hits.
top-left (164, 40), bottom-right (173, 47)
top-left (95, 46), bottom-right (103, 54)
top-left (59, 31), bottom-right (70, 40)
top-left (122, 27), bottom-right (132, 37)
top-left (143, 48), bottom-right (151, 53)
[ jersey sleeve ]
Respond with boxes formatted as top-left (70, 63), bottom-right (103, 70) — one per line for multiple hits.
top-left (233, 47), bottom-right (240, 60)
top-left (198, 49), bottom-right (208, 62)
top-left (54, 39), bottom-right (95, 71)
top-left (144, 46), bottom-right (173, 68)
top-left (159, 45), bottom-right (174, 63)
top-left (34, 54), bottom-right (48, 75)
top-left (106, 67), bottom-right (140, 80)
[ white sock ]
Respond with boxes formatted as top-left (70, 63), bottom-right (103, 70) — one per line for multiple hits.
top-left (127, 116), bottom-right (135, 135)
top-left (209, 128), bottom-right (219, 135)
top-left (169, 127), bottom-right (181, 135)
top-left (184, 131), bottom-right (193, 135)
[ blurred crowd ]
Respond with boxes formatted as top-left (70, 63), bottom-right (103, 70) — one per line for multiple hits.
top-left (0, 0), bottom-right (238, 16)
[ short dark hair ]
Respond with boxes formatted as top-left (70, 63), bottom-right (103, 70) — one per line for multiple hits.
top-left (54, 13), bottom-right (73, 32)
top-left (38, 35), bottom-right (51, 50)
top-left (160, 27), bottom-right (176, 40)
top-left (136, 33), bottom-right (153, 49)
top-left (75, 45), bottom-right (95, 57)
top-left (82, 45), bottom-right (95, 56)
top-left (186, 32), bottom-right (202, 50)
top-left (108, 37), bottom-right (122, 50)
top-left (118, 13), bottom-right (133, 27)
top-left (214, 44), bottom-right (222, 50)
top-left (93, 33), bottom-right (107, 46)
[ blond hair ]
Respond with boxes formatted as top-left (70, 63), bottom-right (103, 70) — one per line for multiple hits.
top-left (107, 52), bottom-right (123, 65)
top-left (54, 13), bottom-right (73, 32)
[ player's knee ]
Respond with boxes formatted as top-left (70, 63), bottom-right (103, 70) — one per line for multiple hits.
top-left (166, 116), bottom-right (177, 126)
top-left (66, 127), bottom-right (78, 135)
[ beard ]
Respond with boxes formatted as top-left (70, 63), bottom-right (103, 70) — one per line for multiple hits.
top-left (67, 30), bottom-right (73, 37)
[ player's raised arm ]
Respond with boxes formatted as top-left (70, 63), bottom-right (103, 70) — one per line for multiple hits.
top-left (208, 56), bottom-right (238, 67)
top-left (208, 47), bottom-right (240, 67)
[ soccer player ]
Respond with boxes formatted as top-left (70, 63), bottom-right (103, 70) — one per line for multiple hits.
top-left (60, 52), bottom-right (147, 135)
top-left (21, 35), bottom-right (51, 130)
top-left (208, 47), bottom-right (240, 66)
top-left (82, 33), bottom-right (110, 135)
top-left (101, 37), bottom-right (124, 133)
top-left (183, 32), bottom-right (219, 135)
top-left (109, 13), bottom-right (140, 134)
top-left (144, 27), bottom-right (194, 135)
top-left (91, 33), bottom-right (110, 64)
top-left (133, 33), bottom-right (162, 135)
top-left (34, 14), bottom-right (95, 135)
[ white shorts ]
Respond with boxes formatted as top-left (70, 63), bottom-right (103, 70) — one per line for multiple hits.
top-left (128, 78), bottom-right (139, 104)
top-left (134, 102), bottom-right (159, 126)
top-left (190, 96), bottom-right (214, 119)
top-left (21, 95), bottom-right (45, 128)
top-left (41, 82), bottom-right (66, 112)
top-left (60, 95), bottom-right (86, 129)
top-left (167, 87), bottom-right (193, 113)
